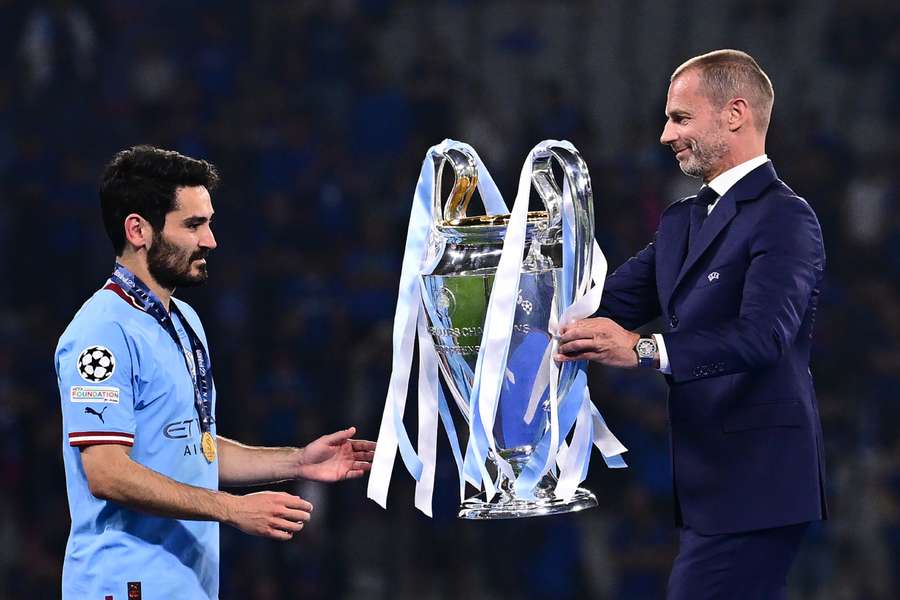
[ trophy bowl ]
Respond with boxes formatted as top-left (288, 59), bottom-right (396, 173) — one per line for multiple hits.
top-left (420, 145), bottom-right (599, 519)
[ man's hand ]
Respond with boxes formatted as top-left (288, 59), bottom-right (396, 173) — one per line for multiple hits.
top-left (224, 491), bottom-right (312, 541)
top-left (555, 317), bottom-right (641, 368)
top-left (296, 427), bottom-right (376, 482)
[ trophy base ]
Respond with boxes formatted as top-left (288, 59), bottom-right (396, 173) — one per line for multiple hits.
top-left (457, 487), bottom-right (597, 520)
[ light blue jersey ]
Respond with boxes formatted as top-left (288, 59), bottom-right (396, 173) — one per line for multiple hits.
top-left (55, 282), bottom-right (219, 599)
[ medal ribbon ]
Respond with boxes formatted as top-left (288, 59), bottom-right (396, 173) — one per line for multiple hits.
top-left (109, 263), bottom-right (214, 436)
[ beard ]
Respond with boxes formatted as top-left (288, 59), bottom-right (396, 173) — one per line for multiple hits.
top-left (147, 231), bottom-right (210, 290)
top-left (677, 123), bottom-right (729, 180)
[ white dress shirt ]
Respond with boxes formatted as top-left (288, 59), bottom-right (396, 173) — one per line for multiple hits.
top-left (653, 154), bottom-right (769, 373)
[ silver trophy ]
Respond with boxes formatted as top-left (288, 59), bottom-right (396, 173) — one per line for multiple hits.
top-left (420, 143), bottom-right (599, 519)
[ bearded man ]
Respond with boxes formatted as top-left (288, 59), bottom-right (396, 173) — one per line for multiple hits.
top-left (557, 50), bottom-right (827, 599)
top-left (55, 145), bottom-right (375, 599)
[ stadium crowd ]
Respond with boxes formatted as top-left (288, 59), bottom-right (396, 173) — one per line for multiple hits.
top-left (1, 1), bottom-right (898, 598)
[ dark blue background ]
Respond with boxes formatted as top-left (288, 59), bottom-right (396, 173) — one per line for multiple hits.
top-left (1, 1), bottom-right (898, 598)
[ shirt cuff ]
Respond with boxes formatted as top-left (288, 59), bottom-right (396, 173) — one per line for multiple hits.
top-left (653, 333), bottom-right (671, 374)
top-left (68, 431), bottom-right (135, 447)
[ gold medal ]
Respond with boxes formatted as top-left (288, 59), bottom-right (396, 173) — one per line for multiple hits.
top-left (201, 431), bottom-right (217, 463)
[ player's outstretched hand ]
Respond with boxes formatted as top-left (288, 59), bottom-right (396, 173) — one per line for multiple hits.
top-left (296, 426), bottom-right (376, 483)
top-left (225, 491), bottom-right (312, 540)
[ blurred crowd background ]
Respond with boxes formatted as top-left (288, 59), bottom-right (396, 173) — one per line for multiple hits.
top-left (1, 0), bottom-right (899, 598)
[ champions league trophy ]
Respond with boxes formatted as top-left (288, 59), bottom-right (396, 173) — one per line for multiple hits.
top-left (368, 140), bottom-right (627, 520)
top-left (422, 145), bottom-right (597, 518)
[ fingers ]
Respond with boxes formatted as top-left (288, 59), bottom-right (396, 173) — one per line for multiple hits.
top-left (352, 446), bottom-right (375, 459)
top-left (555, 352), bottom-right (603, 363)
top-left (321, 427), bottom-right (356, 446)
top-left (350, 439), bottom-right (376, 452)
top-left (282, 507), bottom-right (312, 522)
top-left (558, 318), bottom-right (617, 343)
top-left (266, 527), bottom-right (295, 541)
top-left (266, 521), bottom-right (303, 540)
top-left (268, 496), bottom-right (311, 539)
top-left (281, 494), bottom-right (314, 512)
top-left (233, 491), bottom-right (315, 540)
top-left (272, 517), bottom-right (305, 533)
top-left (351, 440), bottom-right (376, 464)
top-left (272, 495), bottom-right (311, 538)
top-left (344, 469), bottom-right (366, 479)
top-left (557, 338), bottom-right (600, 356)
top-left (558, 328), bottom-right (598, 345)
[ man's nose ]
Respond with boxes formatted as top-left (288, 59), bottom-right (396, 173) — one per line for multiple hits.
top-left (201, 227), bottom-right (217, 249)
top-left (660, 120), bottom-right (676, 145)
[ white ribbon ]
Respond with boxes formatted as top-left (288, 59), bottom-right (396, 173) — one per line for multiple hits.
top-left (368, 139), bottom-right (507, 510)
top-left (369, 138), bottom-right (627, 514)
top-left (510, 141), bottom-right (628, 500)
top-left (414, 304), bottom-right (440, 516)
top-left (462, 141), bottom-right (555, 500)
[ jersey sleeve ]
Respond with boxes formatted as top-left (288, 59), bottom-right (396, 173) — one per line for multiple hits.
top-left (56, 319), bottom-right (137, 447)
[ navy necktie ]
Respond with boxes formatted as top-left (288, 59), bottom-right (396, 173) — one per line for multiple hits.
top-left (689, 186), bottom-right (719, 249)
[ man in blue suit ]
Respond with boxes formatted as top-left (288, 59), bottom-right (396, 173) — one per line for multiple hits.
top-left (557, 49), bottom-right (827, 599)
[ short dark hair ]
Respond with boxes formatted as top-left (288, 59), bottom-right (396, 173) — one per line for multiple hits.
top-left (672, 49), bottom-right (774, 132)
top-left (99, 145), bottom-right (220, 255)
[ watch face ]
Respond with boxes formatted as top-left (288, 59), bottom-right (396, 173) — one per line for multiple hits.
top-left (636, 339), bottom-right (656, 358)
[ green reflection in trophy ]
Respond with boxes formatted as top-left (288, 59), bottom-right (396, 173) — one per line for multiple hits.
top-left (420, 144), bottom-right (599, 519)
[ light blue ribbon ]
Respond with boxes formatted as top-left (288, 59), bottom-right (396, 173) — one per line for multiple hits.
top-left (437, 386), bottom-right (467, 500)
top-left (514, 367), bottom-right (588, 498)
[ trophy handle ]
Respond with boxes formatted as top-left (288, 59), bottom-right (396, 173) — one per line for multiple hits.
top-left (530, 145), bottom-right (595, 304)
top-left (433, 147), bottom-right (479, 224)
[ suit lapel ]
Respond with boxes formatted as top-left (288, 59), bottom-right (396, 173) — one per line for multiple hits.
top-left (657, 201), bottom-right (690, 308)
top-left (667, 161), bottom-right (779, 305)
top-left (671, 194), bottom-right (737, 294)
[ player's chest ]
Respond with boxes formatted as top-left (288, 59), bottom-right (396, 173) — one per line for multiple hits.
top-left (137, 325), bottom-right (199, 395)
top-left (132, 328), bottom-right (218, 467)
top-left (132, 321), bottom-right (215, 426)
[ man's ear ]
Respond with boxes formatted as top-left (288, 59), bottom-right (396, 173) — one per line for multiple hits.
top-left (726, 97), bottom-right (750, 132)
top-left (123, 213), bottom-right (152, 251)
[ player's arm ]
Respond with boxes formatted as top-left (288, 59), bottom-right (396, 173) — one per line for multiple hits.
top-left (217, 427), bottom-right (376, 486)
top-left (81, 443), bottom-right (312, 540)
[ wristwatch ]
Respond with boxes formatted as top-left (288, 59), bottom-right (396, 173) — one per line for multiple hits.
top-left (634, 336), bottom-right (658, 368)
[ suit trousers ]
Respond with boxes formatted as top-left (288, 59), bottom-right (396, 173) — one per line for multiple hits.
top-left (666, 522), bottom-right (809, 600)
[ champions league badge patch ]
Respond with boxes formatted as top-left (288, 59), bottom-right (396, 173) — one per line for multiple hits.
top-left (77, 346), bottom-right (116, 383)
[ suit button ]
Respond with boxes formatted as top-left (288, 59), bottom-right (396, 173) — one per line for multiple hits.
top-left (669, 314), bottom-right (679, 328)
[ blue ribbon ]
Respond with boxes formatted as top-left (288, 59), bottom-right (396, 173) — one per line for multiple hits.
top-left (513, 367), bottom-right (588, 497)
top-left (436, 386), bottom-right (466, 499)
top-left (110, 263), bottom-right (214, 435)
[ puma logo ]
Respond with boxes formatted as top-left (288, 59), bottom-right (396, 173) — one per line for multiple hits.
top-left (85, 406), bottom-right (108, 423)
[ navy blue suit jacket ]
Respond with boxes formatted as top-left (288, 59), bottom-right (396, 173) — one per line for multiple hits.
top-left (599, 162), bottom-right (828, 535)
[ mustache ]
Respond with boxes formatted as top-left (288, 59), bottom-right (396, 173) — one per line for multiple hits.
top-left (191, 249), bottom-right (210, 261)
top-left (672, 140), bottom-right (697, 154)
